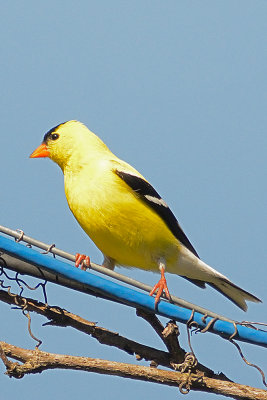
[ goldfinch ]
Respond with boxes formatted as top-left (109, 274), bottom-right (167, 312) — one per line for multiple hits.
top-left (30, 120), bottom-right (261, 310)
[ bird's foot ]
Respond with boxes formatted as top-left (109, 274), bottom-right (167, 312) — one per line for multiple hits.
top-left (149, 265), bottom-right (171, 308)
top-left (75, 253), bottom-right (91, 271)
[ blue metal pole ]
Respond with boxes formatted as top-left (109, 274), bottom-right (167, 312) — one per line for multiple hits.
top-left (0, 234), bottom-right (266, 348)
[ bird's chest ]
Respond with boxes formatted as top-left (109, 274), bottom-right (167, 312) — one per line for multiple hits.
top-left (64, 170), bottom-right (177, 269)
top-left (64, 169), bottom-right (109, 229)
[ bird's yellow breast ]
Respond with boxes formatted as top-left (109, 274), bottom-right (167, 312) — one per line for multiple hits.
top-left (64, 159), bottom-right (179, 270)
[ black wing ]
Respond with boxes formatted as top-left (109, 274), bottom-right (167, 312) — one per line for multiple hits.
top-left (115, 170), bottom-right (199, 259)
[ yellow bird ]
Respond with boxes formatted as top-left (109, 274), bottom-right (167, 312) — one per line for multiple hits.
top-left (30, 120), bottom-right (261, 310)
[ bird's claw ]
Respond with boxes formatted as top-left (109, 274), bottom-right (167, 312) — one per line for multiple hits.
top-left (149, 268), bottom-right (171, 308)
top-left (75, 253), bottom-right (91, 270)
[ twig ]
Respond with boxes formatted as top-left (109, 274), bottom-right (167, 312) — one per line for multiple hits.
top-left (136, 308), bottom-right (215, 378)
top-left (0, 343), bottom-right (12, 370)
top-left (136, 308), bottom-right (184, 362)
top-left (1, 342), bottom-right (266, 400)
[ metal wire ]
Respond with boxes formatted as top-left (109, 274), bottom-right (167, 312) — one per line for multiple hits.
top-left (0, 224), bottom-right (234, 322)
top-left (184, 309), bottom-right (267, 389)
top-left (1, 228), bottom-right (267, 350)
top-left (0, 263), bottom-right (44, 347)
top-left (1, 225), bottom-right (266, 389)
top-left (229, 339), bottom-right (267, 388)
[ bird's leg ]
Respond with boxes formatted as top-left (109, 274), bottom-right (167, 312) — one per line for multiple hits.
top-left (102, 256), bottom-right (115, 271)
top-left (149, 260), bottom-right (171, 307)
top-left (75, 253), bottom-right (91, 271)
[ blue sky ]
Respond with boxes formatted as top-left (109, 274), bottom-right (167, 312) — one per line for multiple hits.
top-left (0, 1), bottom-right (266, 399)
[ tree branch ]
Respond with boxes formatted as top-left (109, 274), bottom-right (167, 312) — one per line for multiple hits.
top-left (1, 342), bottom-right (266, 400)
top-left (1, 288), bottom-right (265, 398)
top-left (137, 308), bottom-right (185, 360)
top-left (0, 289), bottom-right (171, 368)
top-left (0, 288), bottom-right (227, 379)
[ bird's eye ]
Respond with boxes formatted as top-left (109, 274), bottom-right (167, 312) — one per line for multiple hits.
top-left (51, 133), bottom-right (59, 140)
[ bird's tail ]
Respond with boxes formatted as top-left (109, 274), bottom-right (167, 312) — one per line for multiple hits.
top-left (175, 246), bottom-right (261, 311)
top-left (208, 278), bottom-right (261, 311)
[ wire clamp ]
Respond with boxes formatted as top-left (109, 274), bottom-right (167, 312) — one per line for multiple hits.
top-left (15, 230), bottom-right (24, 243)
top-left (42, 244), bottom-right (56, 257)
top-left (177, 352), bottom-right (198, 394)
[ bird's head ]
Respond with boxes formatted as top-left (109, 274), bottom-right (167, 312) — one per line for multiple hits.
top-left (30, 120), bottom-right (109, 171)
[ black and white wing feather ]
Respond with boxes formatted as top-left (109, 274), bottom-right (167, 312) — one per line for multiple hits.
top-left (115, 169), bottom-right (199, 258)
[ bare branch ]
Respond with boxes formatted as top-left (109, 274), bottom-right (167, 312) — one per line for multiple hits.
top-left (0, 288), bottom-right (232, 380)
top-left (137, 308), bottom-right (184, 358)
top-left (1, 342), bottom-right (266, 400)
top-left (0, 289), bottom-right (172, 367)
top-left (0, 342), bottom-right (13, 370)
top-left (1, 288), bottom-right (265, 398)
top-left (136, 308), bottom-right (217, 378)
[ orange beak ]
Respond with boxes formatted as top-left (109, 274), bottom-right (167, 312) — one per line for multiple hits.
top-left (30, 143), bottom-right (50, 158)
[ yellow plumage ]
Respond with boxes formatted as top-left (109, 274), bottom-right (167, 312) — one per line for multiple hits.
top-left (53, 121), bottom-right (179, 270)
top-left (30, 120), bottom-right (261, 310)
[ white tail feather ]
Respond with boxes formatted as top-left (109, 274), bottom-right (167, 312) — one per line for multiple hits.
top-left (175, 246), bottom-right (261, 311)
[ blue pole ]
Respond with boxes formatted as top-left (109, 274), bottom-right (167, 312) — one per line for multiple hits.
top-left (0, 234), bottom-right (266, 348)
